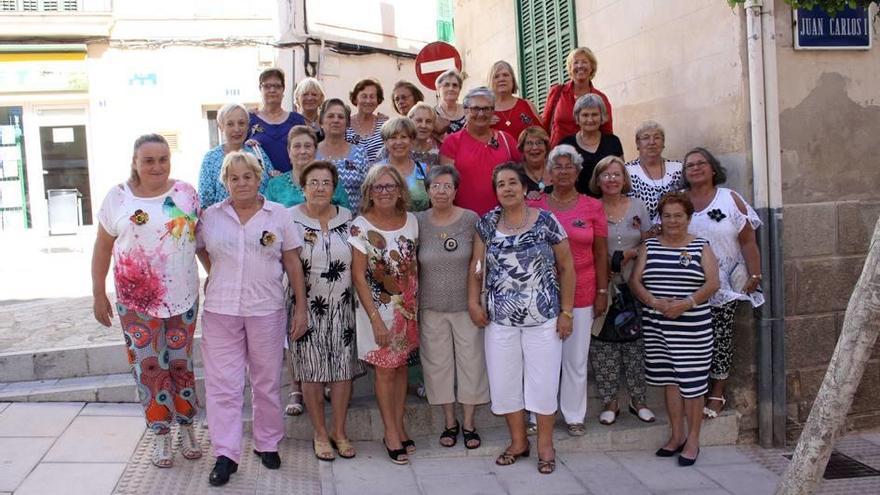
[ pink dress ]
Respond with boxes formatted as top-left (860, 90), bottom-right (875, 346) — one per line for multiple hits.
top-left (529, 195), bottom-right (608, 308)
top-left (440, 129), bottom-right (522, 216)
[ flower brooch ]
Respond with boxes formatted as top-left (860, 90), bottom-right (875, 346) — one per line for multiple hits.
top-left (707, 209), bottom-right (727, 222)
top-left (260, 230), bottom-right (276, 246)
top-left (251, 123), bottom-right (264, 134)
top-left (130, 209), bottom-right (149, 225)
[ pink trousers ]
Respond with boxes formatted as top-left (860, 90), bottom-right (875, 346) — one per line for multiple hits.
top-left (201, 309), bottom-right (286, 462)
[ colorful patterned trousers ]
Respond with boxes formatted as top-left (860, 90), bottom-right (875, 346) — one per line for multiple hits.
top-left (118, 301), bottom-right (199, 434)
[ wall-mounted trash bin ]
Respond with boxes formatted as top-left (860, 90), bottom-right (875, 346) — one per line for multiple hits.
top-left (47, 188), bottom-right (82, 236)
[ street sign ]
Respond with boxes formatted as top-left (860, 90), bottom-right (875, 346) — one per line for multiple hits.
top-left (415, 41), bottom-right (462, 90)
top-left (794, 6), bottom-right (871, 50)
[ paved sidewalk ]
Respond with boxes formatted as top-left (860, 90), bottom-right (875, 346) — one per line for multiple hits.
top-left (4, 401), bottom-right (880, 494)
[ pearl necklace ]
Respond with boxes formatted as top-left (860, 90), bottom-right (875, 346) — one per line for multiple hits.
top-left (501, 208), bottom-right (530, 232)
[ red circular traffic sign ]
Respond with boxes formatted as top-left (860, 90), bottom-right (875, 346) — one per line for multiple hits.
top-left (415, 41), bottom-right (462, 90)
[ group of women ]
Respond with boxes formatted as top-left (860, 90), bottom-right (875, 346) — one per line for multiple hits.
top-left (91, 47), bottom-right (765, 483)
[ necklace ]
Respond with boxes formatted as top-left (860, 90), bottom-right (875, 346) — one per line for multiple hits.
top-left (437, 103), bottom-right (462, 121)
top-left (501, 208), bottom-right (530, 232)
top-left (525, 167), bottom-right (545, 190)
top-left (640, 159), bottom-right (666, 189)
top-left (550, 192), bottom-right (578, 206)
top-left (576, 131), bottom-right (600, 151)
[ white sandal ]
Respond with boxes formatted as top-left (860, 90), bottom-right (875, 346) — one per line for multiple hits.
top-left (285, 391), bottom-right (304, 416)
top-left (703, 396), bottom-right (727, 419)
top-left (152, 433), bottom-right (173, 468)
top-left (178, 424), bottom-right (203, 460)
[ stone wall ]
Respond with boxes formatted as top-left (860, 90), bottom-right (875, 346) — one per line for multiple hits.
top-left (773, 0), bottom-right (880, 439)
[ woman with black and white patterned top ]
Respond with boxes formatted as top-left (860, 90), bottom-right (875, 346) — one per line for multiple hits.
top-left (624, 121), bottom-right (683, 225)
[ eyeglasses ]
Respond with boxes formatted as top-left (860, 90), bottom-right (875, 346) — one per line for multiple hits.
top-left (260, 83), bottom-right (283, 90)
top-left (599, 172), bottom-right (623, 181)
top-left (684, 160), bottom-right (710, 170)
top-left (466, 106), bottom-right (494, 114)
top-left (306, 179), bottom-right (333, 190)
top-left (371, 183), bottom-right (399, 193)
top-left (429, 183), bottom-right (454, 191)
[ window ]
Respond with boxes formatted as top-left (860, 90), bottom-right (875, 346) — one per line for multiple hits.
top-left (515, 0), bottom-right (577, 112)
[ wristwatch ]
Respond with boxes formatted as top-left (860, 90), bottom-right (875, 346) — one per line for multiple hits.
top-left (560, 309), bottom-right (574, 319)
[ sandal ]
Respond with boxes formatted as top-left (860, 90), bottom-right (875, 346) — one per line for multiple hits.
top-left (462, 427), bottom-right (481, 449)
top-left (285, 391), bottom-right (304, 416)
top-left (567, 423), bottom-right (586, 436)
top-left (329, 437), bottom-right (356, 459)
top-left (439, 421), bottom-right (460, 447)
top-left (537, 457), bottom-right (556, 475)
top-left (703, 396), bottom-right (726, 419)
top-left (178, 424), bottom-right (203, 460)
top-left (383, 439), bottom-right (408, 465)
top-left (402, 439), bottom-right (416, 455)
top-left (495, 443), bottom-right (530, 466)
top-left (526, 422), bottom-right (538, 436)
top-left (313, 439), bottom-right (336, 462)
top-left (151, 433), bottom-right (173, 468)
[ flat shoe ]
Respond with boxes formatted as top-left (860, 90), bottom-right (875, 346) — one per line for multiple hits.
top-left (151, 434), bottom-right (173, 468)
top-left (178, 424), bottom-right (203, 460)
top-left (439, 421), bottom-right (460, 448)
top-left (567, 423), bottom-right (586, 436)
top-left (462, 427), bottom-right (481, 450)
top-left (703, 396), bottom-right (726, 419)
top-left (253, 449), bottom-right (281, 469)
top-left (285, 391), bottom-right (304, 416)
top-left (209, 455), bottom-right (238, 486)
top-left (313, 439), bottom-right (335, 462)
top-left (526, 422), bottom-right (538, 436)
top-left (329, 437), bottom-right (356, 459)
top-left (629, 403), bottom-right (656, 423)
top-left (598, 408), bottom-right (619, 425)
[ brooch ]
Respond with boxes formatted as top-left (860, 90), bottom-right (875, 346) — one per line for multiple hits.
top-left (679, 250), bottom-right (692, 267)
top-left (487, 136), bottom-right (499, 149)
top-left (443, 237), bottom-right (459, 252)
top-left (632, 215), bottom-right (642, 229)
top-left (303, 230), bottom-right (317, 245)
top-left (572, 219), bottom-right (586, 228)
top-left (251, 123), bottom-right (264, 134)
top-left (130, 209), bottom-right (149, 225)
top-left (707, 209), bottom-right (727, 222)
top-left (260, 230), bottom-right (276, 246)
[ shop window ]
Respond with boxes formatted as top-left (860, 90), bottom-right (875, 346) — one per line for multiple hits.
top-left (515, 0), bottom-right (577, 112)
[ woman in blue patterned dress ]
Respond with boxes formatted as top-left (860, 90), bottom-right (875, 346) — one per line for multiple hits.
top-left (316, 98), bottom-right (370, 212)
top-left (629, 192), bottom-right (719, 466)
top-left (468, 162), bottom-right (575, 475)
top-left (198, 103), bottom-right (274, 208)
top-left (346, 78), bottom-right (387, 165)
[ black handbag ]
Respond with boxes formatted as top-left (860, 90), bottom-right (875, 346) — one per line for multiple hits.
top-left (596, 251), bottom-right (643, 343)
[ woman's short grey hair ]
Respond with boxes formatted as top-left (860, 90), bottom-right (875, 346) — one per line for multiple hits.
top-left (293, 77), bottom-right (325, 110)
top-left (572, 93), bottom-right (608, 125)
top-left (634, 120), bottom-right (665, 142)
top-left (217, 103), bottom-right (249, 126)
top-left (546, 144), bottom-right (583, 174)
top-left (425, 164), bottom-right (460, 190)
top-left (462, 86), bottom-right (496, 108)
top-left (435, 69), bottom-right (463, 88)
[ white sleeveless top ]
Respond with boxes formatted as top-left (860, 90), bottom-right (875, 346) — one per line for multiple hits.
top-left (688, 187), bottom-right (764, 308)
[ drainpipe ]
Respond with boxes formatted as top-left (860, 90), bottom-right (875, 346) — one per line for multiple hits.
top-left (744, 0), bottom-right (786, 448)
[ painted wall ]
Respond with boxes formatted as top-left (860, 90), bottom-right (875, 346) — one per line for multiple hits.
top-left (773, 0), bottom-right (880, 439)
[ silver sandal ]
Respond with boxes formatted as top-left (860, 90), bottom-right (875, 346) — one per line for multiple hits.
top-left (178, 424), bottom-right (203, 460)
top-left (152, 433), bottom-right (173, 468)
top-left (285, 391), bottom-right (304, 416)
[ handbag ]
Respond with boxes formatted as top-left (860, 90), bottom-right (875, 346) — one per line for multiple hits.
top-left (595, 251), bottom-right (643, 342)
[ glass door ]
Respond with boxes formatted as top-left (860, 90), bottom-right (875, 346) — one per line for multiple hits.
top-left (38, 123), bottom-right (92, 228)
top-left (0, 106), bottom-right (29, 231)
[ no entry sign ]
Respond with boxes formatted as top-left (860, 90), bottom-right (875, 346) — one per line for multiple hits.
top-left (415, 41), bottom-right (462, 90)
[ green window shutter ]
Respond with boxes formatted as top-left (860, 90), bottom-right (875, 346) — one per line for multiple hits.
top-left (437, 0), bottom-right (455, 43)
top-left (516, 0), bottom-right (577, 112)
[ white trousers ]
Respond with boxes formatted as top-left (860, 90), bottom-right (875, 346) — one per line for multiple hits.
top-left (485, 318), bottom-right (562, 416)
top-left (560, 306), bottom-right (593, 424)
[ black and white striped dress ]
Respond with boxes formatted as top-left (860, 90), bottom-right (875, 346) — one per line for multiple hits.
top-left (641, 237), bottom-right (713, 398)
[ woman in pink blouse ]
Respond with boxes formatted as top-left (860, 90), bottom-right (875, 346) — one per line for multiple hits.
top-left (527, 144), bottom-right (608, 436)
top-left (196, 151), bottom-right (308, 487)
top-left (92, 134), bottom-right (202, 469)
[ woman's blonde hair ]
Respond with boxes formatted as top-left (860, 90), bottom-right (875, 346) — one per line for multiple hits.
top-left (565, 47), bottom-right (598, 81)
top-left (293, 77), bottom-right (325, 111)
top-left (589, 155), bottom-right (631, 196)
top-left (487, 60), bottom-right (518, 94)
top-left (359, 164), bottom-right (410, 214)
top-left (220, 150), bottom-right (264, 186)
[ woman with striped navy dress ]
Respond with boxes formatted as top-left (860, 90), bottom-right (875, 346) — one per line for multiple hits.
top-left (629, 192), bottom-right (719, 467)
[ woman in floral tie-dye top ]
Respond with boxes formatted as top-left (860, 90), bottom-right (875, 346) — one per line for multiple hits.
top-left (92, 133), bottom-right (202, 469)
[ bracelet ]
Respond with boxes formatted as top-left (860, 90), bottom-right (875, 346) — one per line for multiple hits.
top-left (560, 309), bottom-right (574, 319)
top-left (368, 310), bottom-right (379, 320)
top-left (597, 288), bottom-right (608, 294)
top-left (687, 295), bottom-right (697, 308)
top-left (750, 274), bottom-right (762, 280)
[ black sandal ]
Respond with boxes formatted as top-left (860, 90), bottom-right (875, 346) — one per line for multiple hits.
top-left (439, 421), bottom-right (460, 447)
top-left (462, 427), bottom-right (481, 450)
top-left (402, 439), bottom-right (416, 455)
top-left (383, 439), bottom-right (409, 465)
